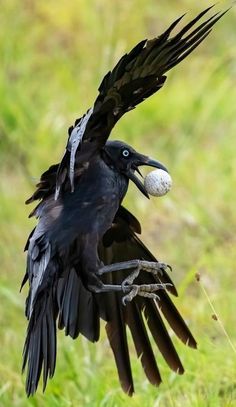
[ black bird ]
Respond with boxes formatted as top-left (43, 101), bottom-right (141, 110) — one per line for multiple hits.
top-left (22, 7), bottom-right (228, 396)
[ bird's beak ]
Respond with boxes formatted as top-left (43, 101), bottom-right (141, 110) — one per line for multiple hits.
top-left (128, 154), bottom-right (168, 198)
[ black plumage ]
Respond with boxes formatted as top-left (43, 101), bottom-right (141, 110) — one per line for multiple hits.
top-left (22, 7), bottom-right (227, 396)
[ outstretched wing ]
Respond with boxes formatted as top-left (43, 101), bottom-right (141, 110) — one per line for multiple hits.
top-left (97, 206), bottom-right (197, 395)
top-left (55, 6), bottom-right (227, 197)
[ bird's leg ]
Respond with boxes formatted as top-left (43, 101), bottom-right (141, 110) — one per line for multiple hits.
top-left (97, 259), bottom-right (171, 285)
top-left (88, 281), bottom-right (172, 305)
top-left (96, 260), bottom-right (141, 276)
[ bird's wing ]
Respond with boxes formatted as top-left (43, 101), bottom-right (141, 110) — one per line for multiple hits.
top-left (97, 206), bottom-right (197, 395)
top-left (54, 6), bottom-right (227, 197)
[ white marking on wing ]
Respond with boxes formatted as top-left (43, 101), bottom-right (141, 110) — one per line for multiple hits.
top-left (68, 107), bottom-right (93, 192)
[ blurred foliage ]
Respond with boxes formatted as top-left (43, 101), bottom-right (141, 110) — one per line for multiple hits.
top-left (0, 0), bottom-right (236, 406)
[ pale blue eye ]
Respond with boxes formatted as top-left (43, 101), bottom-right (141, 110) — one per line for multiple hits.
top-left (122, 149), bottom-right (130, 158)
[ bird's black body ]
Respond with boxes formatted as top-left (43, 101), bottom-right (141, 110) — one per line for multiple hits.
top-left (22, 7), bottom-right (228, 396)
top-left (49, 152), bottom-right (128, 249)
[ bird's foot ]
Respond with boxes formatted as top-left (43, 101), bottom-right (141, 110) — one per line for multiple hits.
top-left (89, 259), bottom-right (172, 304)
top-left (97, 259), bottom-right (171, 280)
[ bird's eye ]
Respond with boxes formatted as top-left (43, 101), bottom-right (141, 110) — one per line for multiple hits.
top-left (122, 149), bottom-right (130, 158)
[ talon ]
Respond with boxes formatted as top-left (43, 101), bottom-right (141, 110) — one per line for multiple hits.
top-left (122, 296), bottom-right (128, 306)
top-left (159, 262), bottom-right (172, 272)
top-left (122, 285), bottom-right (139, 305)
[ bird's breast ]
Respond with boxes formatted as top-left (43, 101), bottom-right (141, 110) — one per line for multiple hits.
top-left (48, 158), bottom-right (128, 248)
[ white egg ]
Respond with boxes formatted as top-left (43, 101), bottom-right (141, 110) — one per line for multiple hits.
top-left (144, 169), bottom-right (172, 197)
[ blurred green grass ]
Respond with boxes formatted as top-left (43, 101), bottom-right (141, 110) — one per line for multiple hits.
top-left (0, 0), bottom-right (236, 406)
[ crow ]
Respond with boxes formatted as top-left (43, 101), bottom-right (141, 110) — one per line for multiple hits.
top-left (22, 6), bottom-right (228, 396)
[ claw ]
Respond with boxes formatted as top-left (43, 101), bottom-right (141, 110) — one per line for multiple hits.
top-left (167, 264), bottom-right (172, 272)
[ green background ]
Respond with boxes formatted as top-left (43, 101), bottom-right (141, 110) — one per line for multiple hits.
top-left (0, 1), bottom-right (236, 406)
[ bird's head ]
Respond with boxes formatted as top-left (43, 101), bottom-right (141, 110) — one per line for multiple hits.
top-left (103, 140), bottom-right (168, 198)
